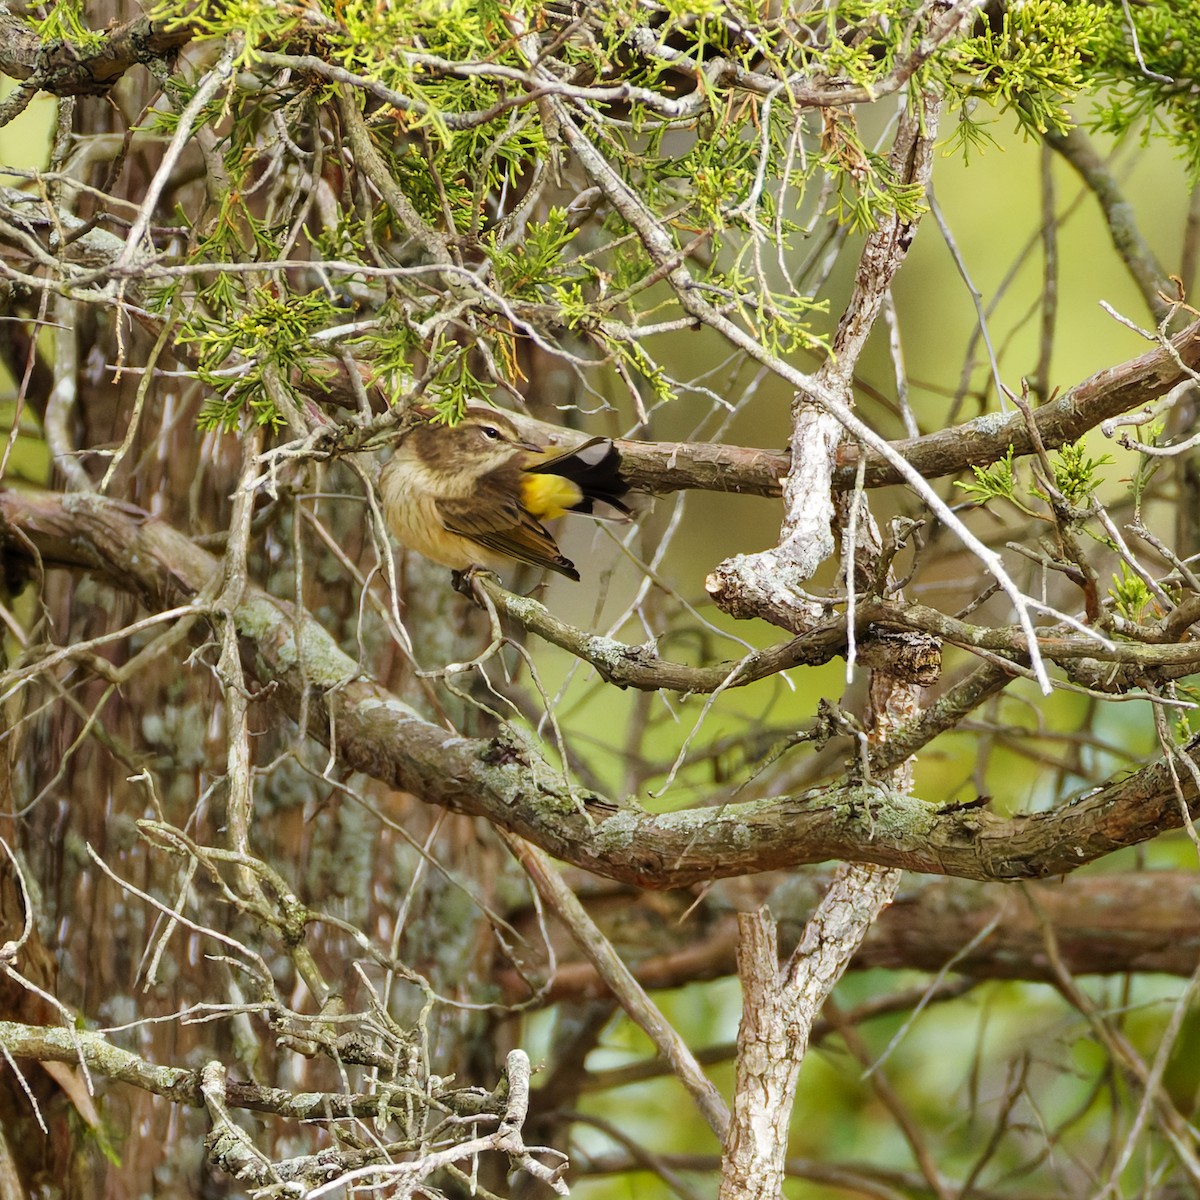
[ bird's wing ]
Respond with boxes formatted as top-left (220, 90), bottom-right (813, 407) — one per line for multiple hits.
top-left (436, 492), bottom-right (580, 580)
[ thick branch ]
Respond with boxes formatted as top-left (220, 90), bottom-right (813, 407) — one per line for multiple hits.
top-left (718, 868), bottom-right (898, 1200)
top-left (498, 871), bottom-right (1200, 1003)
top-left (600, 317), bottom-right (1200, 498)
top-left (0, 14), bottom-right (193, 97)
top-left (3, 489), bottom-right (1198, 887)
top-left (833, 317), bottom-right (1200, 489)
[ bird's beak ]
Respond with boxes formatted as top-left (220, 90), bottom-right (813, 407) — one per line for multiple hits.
top-left (515, 437), bottom-right (544, 453)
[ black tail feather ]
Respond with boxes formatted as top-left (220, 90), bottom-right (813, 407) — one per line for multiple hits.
top-left (526, 438), bottom-right (633, 520)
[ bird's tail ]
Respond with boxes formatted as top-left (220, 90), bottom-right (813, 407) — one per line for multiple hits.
top-left (525, 438), bottom-right (633, 522)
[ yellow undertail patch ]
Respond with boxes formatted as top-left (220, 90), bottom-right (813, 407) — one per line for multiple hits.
top-left (520, 473), bottom-right (584, 521)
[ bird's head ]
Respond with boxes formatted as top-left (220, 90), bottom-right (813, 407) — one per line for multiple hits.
top-left (399, 406), bottom-right (542, 480)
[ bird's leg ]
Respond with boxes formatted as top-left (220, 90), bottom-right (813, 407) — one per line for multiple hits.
top-left (451, 564), bottom-right (493, 600)
top-left (422, 566), bottom-right (505, 678)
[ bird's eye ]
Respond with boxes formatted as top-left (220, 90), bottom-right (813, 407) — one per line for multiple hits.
top-left (480, 425), bottom-right (502, 441)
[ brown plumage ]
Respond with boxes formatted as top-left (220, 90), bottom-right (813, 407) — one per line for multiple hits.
top-left (379, 408), bottom-right (631, 580)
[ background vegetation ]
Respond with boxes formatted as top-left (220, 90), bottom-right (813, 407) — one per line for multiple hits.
top-left (1, 0), bottom-right (1199, 1197)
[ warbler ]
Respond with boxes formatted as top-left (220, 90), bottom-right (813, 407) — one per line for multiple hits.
top-left (379, 407), bottom-right (632, 581)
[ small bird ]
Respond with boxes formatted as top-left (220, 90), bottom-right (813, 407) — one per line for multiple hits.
top-left (379, 406), bottom-right (632, 581)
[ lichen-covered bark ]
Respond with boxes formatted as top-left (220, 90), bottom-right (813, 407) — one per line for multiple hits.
top-left (4, 488), bottom-right (1200, 893)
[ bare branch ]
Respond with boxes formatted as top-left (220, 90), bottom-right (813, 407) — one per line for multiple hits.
top-left (0, 13), bottom-right (193, 97)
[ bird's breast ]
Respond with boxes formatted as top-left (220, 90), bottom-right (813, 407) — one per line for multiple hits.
top-left (380, 456), bottom-right (499, 570)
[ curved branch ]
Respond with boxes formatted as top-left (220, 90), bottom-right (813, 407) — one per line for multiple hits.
top-left (2, 489), bottom-right (1197, 888)
top-left (0, 14), bottom-right (193, 97)
top-left (475, 574), bottom-right (850, 693)
top-left (481, 579), bottom-right (1200, 696)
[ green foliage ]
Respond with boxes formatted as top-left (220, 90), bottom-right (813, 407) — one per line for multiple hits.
top-left (1089, 0), bottom-right (1200, 177)
top-left (1128, 422), bottom-right (1164, 510)
top-left (1049, 441), bottom-right (1113, 506)
top-left (957, 441), bottom-right (1111, 515)
top-left (135, 0), bottom-right (1179, 424)
top-left (956, 445), bottom-right (1020, 506)
top-left (674, 131), bottom-right (761, 234)
top-left (819, 108), bottom-right (928, 233)
top-left (330, 0), bottom-right (502, 105)
top-left (936, 0), bottom-right (1200, 176)
top-left (141, 0), bottom-right (990, 419)
top-left (611, 243), bottom-right (657, 294)
top-left (830, 156), bottom-right (927, 235)
top-left (33, 0), bottom-right (105, 51)
top-left (1109, 562), bottom-right (1152, 621)
top-left (1171, 687), bottom-right (1200, 745)
top-left (941, 106), bottom-right (1004, 164)
top-left (423, 363), bottom-right (489, 426)
top-left (152, 0), bottom-right (304, 62)
top-left (180, 288), bottom-right (346, 430)
top-left (485, 209), bottom-right (579, 301)
top-left (950, 0), bottom-right (1107, 136)
top-left (721, 263), bottom-right (831, 356)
